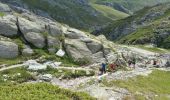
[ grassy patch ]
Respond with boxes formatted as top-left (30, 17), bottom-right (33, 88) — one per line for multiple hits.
top-left (0, 12), bottom-right (5, 17)
top-left (0, 67), bottom-right (35, 85)
top-left (37, 67), bottom-right (95, 79)
top-left (103, 70), bottom-right (170, 100)
top-left (135, 45), bottom-right (168, 53)
top-left (0, 57), bottom-right (26, 66)
top-left (0, 83), bottom-right (96, 100)
top-left (118, 27), bottom-right (154, 44)
top-left (90, 2), bottom-right (129, 20)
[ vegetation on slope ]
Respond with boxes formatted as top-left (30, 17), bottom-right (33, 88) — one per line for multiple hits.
top-left (90, 0), bottom-right (129, 20)
top-left (0, 83), bottom-right (95, 100)
top-left (94, 3), bottom-right (170, 49)
top-left (19, 0), bottom-right (111, 31)
top-left (103, 70), bottom-right (170, 100)
top-left (95, 0), bottom-right (170, 14)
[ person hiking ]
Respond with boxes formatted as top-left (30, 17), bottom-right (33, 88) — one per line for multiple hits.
top-left (101, 63), bottom-right (106, 74)
top-left (132, 58), bottom-right (136, 69)
top-left (109, 63), bottom-right (117, 72)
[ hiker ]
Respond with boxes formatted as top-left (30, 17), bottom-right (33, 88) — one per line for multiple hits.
top-left (128, 60), bottom-right (132, 67)
top-left (132, 58), bottom-right (136, 69)
top-left (109, 63), bottom-right (117, 72)
top-left (101, 63), bottom-right (106, 74)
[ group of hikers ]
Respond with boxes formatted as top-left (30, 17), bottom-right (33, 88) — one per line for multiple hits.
top-left (98, 57), bottom-right (161, 75)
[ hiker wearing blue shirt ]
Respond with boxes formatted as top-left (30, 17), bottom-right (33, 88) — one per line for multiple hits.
top-left (101, 63), bottom-right (106, 74)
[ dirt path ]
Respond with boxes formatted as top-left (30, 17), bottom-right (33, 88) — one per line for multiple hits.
top-left (0, 64), bottom-right (25, 72)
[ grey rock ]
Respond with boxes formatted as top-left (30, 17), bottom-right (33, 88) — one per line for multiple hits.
top-left (48, 36), bottom-right (60, 48)
top-left (24, 32), bottom-right (45, 48)
top-left (0, 41), bottom-right (18, 58)
top-left (47, 23), bottom-right (63, 37)
top-left (0, 15), bottom-right (18, 37)
top-left (0, 2), bottom-right (11, 12)
top-left (18, 17), bottom-right (45, 34)
top-left (86, 41), bottom-right (103, 54)
top-left (92, 51), bottom-right (106, 63)
top-left (22, 45), bottom-right (34, 56)
top-left (47, 36), bottom-right (61, 53)
top-left (65, 39), bottom-right (92, 63)
top-left (65, 28), bottom-right (87, 39)
top-left (80, 37), bottom-right (92, 43)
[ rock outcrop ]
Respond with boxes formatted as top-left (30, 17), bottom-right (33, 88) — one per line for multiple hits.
top-left (0, 15), bottom-right (18, 37)
top-left (0, 41), bottom-right (18, 58)
top-left (24, 32), bottom-right (45, 48)
top-left (0, 2), bottom-right (111, 64)
top-left (0, 2), bottom-right (11, 12)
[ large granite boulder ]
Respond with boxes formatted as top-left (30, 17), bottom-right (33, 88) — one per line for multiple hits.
top-left (65, 39), bottom-right (92, 63)
top-left (47, 36), bottom-right (60, 53)
top-left (22, 45), bottom-right (34, 56)
top-left (86, 41), bottom-right (103, 54)
top-left (47, 22), bottom-right (63, 37)
top-left (18, 17), bottom-right (45, 34)
top-left (0, 2), bottom-right (11, 12)
top-left (0, 15), bottom-right (18, 37)
top-left (24, 32), bottom-right (45, 48)
top-left (0, 41), bottom-right (18, 58)
top-left (65, 28), bottom-right (87, 39)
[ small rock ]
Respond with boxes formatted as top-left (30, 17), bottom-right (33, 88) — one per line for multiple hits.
top-left (40, 74), bottom-right (53, 82)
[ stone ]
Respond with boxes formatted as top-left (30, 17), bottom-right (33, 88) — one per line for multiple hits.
top-left (65, 28), bottom-right (87, 39)
top-left (0, 2), bottom-right (11, 12)
top-left (22, 45), bottom-right (34, 56)
top-left (47, 23), bottom-right (63, 37)
top-left (65, 39), bottom-right (92, 62)
top-left (86, 41), bottom-right (103, 54)
top-left (0, 15), bottom-right (18, 37)
top-left (25, 60), bottom-right (47, 71)
top-left (40, 74), bottom-right (53, 82)
top-left (24, 32), bottom-right (45, 48)
top-left (0, 41), bottom-right (18, 58)
top-left (47, 36), bottom-right (60, 53)
top-left (80, 37), bottom-right (92, 43)
top-left (92, 51), bottom-right (106, 63)
top-left (18, 17), bottom-right (45, 34)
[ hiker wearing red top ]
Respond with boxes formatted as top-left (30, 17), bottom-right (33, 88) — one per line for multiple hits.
top-left (109, 63), bottom-right (116, 72)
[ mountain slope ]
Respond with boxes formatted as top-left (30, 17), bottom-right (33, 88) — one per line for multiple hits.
top-left (94, 0), bottom-right (170, 14)
top-left (0, 0), bottom-right (129, 32)
top-left (93, 3), bottom-right (170, 49)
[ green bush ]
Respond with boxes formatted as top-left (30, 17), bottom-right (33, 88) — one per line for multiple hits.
top-left (0, 12), bottom-right (5, 17)
top-left (0, 83), bottom-right (96, 100)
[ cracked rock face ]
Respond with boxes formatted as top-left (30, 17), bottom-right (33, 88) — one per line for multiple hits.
top-left (0, 41), bottom-right (18, 58)
top-left (23, 32), bottom-right (45, 48)
top-left (0, 15), bottom-right (18, 37)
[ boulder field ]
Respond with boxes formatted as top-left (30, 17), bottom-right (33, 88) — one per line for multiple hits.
top-left (0, 2), bottom-right (113, 64)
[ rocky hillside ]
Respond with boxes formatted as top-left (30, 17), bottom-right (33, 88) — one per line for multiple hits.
top-left (0, 0), bottom-right (129, 32)
top-left (94, 0), bottom-right (170, 14)
top-left (93, 3), bottom-right (170, 49)
top-left (0, 2), bottom-right (116, 65)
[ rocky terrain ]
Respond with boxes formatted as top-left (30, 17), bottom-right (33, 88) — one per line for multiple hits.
top-left (0, 1), bottom-right (170, 100)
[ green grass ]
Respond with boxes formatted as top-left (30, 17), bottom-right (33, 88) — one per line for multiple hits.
top-left (103, 70), bottom-right (170, 100)
top-left (37, 67), bottom-right (95, 79)
top-left (0, 83), bottom-right (96, 100)
top-left (95, 0), bottom-right (170, 13)
top-left (0, 57), bottom-right (26, 66)
top-left (90, 2), bottom-right (129, 20)
top-left (118, 27), bottom-right (154, 44)
top-left (0, 12), bottom-right (5, 17)
top-left (134, 45), bottom-right (169, 53)
top-left (0, 67), bottom-right (34, 85)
